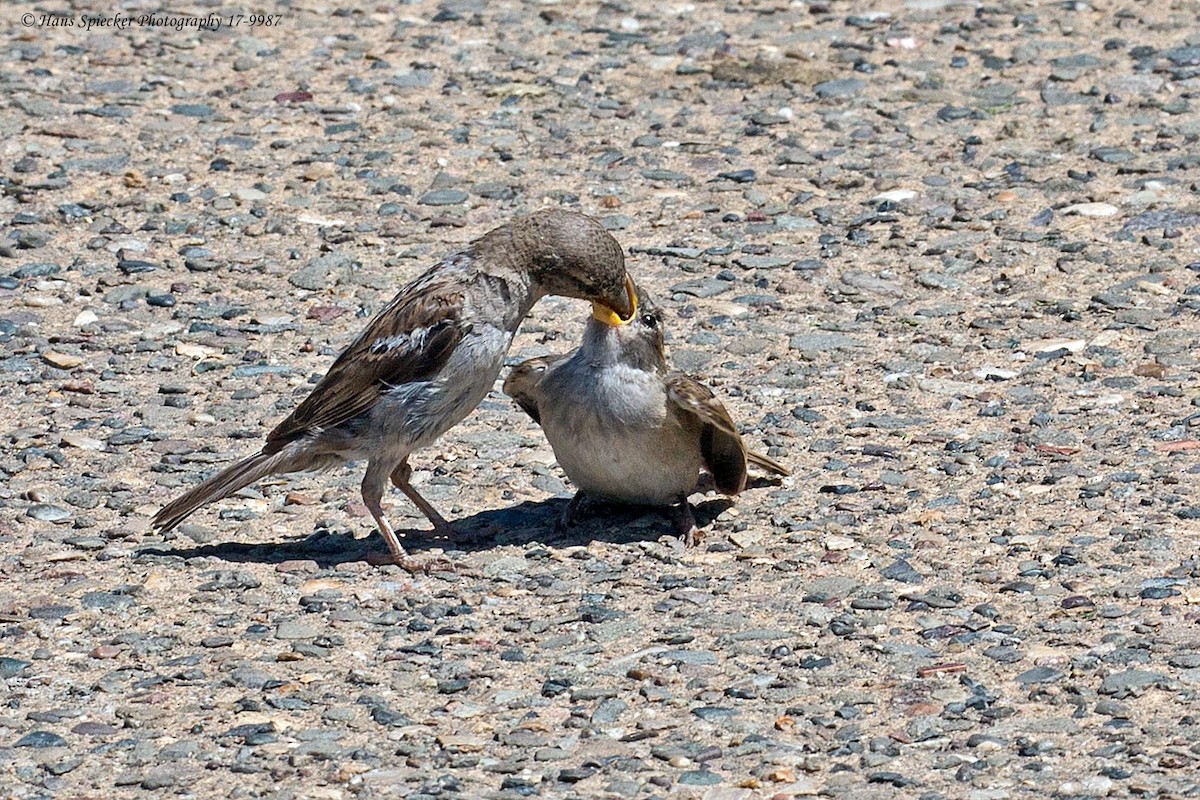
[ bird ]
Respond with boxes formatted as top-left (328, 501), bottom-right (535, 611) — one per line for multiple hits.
top-left (503, 288), bottom-right (789, 546)
top-left (153, 209), bottom-right (637, 571)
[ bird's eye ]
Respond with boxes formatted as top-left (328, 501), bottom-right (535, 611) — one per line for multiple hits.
top-left (641, 313), bottom-right (658, 328)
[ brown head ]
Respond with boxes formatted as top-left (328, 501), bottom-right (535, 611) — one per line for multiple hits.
top-left (481, 209), bottom-right (636, 321)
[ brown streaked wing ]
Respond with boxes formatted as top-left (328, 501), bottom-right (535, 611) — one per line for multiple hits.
top-left (665, 372), bottom-right (748, 495)
top-left (265, 285), bottom-right (465, 449)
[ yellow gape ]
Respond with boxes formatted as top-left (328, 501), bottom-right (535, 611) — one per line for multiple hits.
top-left (591, 276), bottom-right (638, 326)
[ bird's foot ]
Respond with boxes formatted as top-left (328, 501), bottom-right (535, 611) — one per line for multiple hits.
top-left (670, 498), bottom-right (702, 548)
top-left (366, 549), bottom-right (457, 574)
top-left (554, 491), bottom-right (588, 535)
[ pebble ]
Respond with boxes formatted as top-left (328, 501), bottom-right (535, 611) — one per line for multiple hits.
top-left (15, 731), bottom-right (68, 748)
top-left (171, 103), bottom-right (214, 117)
top-left (146, 294), bottom-right (177, 308)
top-left (1015, 666), bottom-right (1063, 686)
top-left (103, 286), bottom-right (148, 305)
top-left (716, 169), bottom-right (756, 183)
top-left (27, 504), bottom-right (71, 522)
top-left (1062, 202), bottom-right (1119, 217)
top-left (1099, 669), bottom-right (1165, 697)
top-left (872, 189), bottom-right (917, 203)
top-left (1091, 146), bottom-right (1134, 163)
top-left (288, 252), bottom-right (356, 290)
top-left (734, 255), bottom-right (792, 270)
top-left (41, 350), bottom-right (86, 369)
top-left (419, 189), bottom-right (469, 206)
top-left (880, 559), bottom-right (924, 584)
top-left (671, 278), bottom-right (732, 298)
top-left (275, 620), bottom-right (320, 640)
top-left (0, 658), bottom-right (31, 678)
top-left (73, 309), bottom-right (99, 327)
top-left (234, 187), bottom-right (268, 202)
top-left (814, 78), bottom-right (866, 99)
top-left (678, 770), bottom-right (722, 786)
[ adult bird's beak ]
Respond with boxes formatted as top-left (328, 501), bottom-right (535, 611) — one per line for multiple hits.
top-left (591, 275), bottom-right (638, 327)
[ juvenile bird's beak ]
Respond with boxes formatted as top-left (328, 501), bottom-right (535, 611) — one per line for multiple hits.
top-left (591, 275), bottom-right (638, 327)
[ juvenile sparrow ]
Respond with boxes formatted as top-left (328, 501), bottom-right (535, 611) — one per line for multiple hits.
top-left (503, 290), bottom-right (788, 545)
top-left (153, 209), bottom-right (637, 570)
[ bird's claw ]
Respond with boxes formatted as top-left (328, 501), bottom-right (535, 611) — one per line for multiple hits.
top-left (670, 498), bottom-right (702, 548)
top-left (366, 550), bottom-right (457, 573)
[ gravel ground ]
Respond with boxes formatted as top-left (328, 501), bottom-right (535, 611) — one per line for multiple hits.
top-left (2, 1), bottom-right (1200, 798)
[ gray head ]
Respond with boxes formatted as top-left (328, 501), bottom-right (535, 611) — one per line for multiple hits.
top-left (477, 209), bottom-right (636, 321)
top-left (580, 283), bottom-right (667, 374)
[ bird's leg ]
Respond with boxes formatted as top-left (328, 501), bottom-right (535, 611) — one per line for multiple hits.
top-left (555, 490), bottom-right (588, 534)
top-left (670, 496), bottom-right (701, 548)
top-left (361, 462), bottom-right (409, 564)
top-left (390, 460), bottom-right (455, 535)
top-left (362, 461), bottom-right (452, 573)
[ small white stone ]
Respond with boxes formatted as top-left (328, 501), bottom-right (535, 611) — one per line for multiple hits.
top-left (61, 433), bottom-right (104, 451)
top-left (729, 530), bottom-right (761, 548)
top-left (1061, 202), bottom-right (1119, 217)
top-left (254, 314), bottom-right (294, 326)
top-left (973, 366), bottom-right (1017, 380)
top-left (24, 294), bottom-right (63, 307)
top-left (298, 214), bottom-right (348, 227)
top-left (1029, 338), bottom-right (1086, 354)
top-left (234, 187), bottom-right (267, 202)
top-left (1135, 279), bottom-right (1171, 296)
top-left (106, 237), bottom-right (148, 253)
top-left (142, 322), bottom-right (185, 340)
top-left (825, 535), bottom-right (855, 551)
top-left (1057, 777), bottom-right (1113, 796)
top-left (176, 342), bottom-right (220, 359)
top-left (872, 189), bottom-right (917, 203)
top-left (74, 309), bottom-right (99, 327)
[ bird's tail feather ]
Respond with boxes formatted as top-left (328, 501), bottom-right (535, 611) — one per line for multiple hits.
top-left (152, 450), bottom-right (291, 533)
top-left (747, 450), bottom-right (790, 477)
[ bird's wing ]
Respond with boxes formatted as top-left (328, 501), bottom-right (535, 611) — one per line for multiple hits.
top-left (266, 278), bottom-right (465, 448)
top-left (747, 450), bottom-right (790, 477)
top-left (502, 354), bottom-right (567, 425)
top-left (665, 372), bottom-right (748, 495)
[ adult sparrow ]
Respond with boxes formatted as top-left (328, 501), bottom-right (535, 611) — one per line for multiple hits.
top-left (153, 209), bottom-right (637, 570)
top-left (503, 290), bottom-right (788, 545)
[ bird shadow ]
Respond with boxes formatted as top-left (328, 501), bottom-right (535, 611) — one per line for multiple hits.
top-left (141, 496), bottom-right (734, 567)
